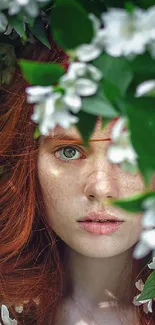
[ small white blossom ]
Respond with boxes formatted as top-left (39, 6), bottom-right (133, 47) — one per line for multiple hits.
top-left (0, 12), bottom-right (8, 33)
top-left (1, 304), bottom-right (17, 325)
top-left (136, 80), bottom-right (155, 97)
top-left (100, 8), bottom-right (152, 57)
top-left (133, 228), bottom-right (155, 259)
top-left (27, 87), bottom-right (79, 135)
top-left (107, 117), bottom-right (138, 172)
top-left (8, 0), bottom-right (49, 17)
top-left (60, 62), bottom-right (102, 98)
top-left (133, 279), bottom-right (155, 313)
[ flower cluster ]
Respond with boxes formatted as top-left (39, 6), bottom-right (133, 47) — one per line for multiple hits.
top-left (75, 7), bottom-right (155, 61)
top-left (23, 7), bottom-right (155, 141)
top-left (27, 62), bottom-right (102, 135)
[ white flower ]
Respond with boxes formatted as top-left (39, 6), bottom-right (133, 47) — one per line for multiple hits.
top-left (141, 197), bottom-right (155, 228)
top-left (29, 89), bottom-right (79, 135)
top-left (8, 0), bottom-right (48, 17)
top-left (132, 279), bottom-right (154, 314)
top-left (133, 229), bottom-right (155, 259)
top-left (107, 117), bottom-right (138, 170)
top-left (0, 12), bottom-right (8, 33)
top-left (60, 62), bottom-right (102, 97)
top-left (148, 256), bottom-right (155, 269)
top-left (135, 80), bottom-right (155, 97)
top-left (26, 63), bottom-right (102, 135)
top-left (1, 304), bottom-right (17, 325)
top-left (100, 8), bottom-right (149, 57)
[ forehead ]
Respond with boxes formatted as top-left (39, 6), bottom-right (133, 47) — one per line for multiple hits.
top-left (48, 117), bottom-right (114, 142)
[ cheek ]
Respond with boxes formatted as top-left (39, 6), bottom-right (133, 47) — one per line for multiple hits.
top-left (116, 171), bottom-right (145, 197)
top-left (37, 154), bottom-right (79, 219)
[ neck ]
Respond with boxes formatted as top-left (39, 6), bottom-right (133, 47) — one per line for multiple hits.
top-left (63, 246), bottom-right (133, 308)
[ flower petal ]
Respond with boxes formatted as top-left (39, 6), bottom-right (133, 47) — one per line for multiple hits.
top-left (133, 240), bottom-right (151, 259)
top-left (66, 62), bottom-right (86, 79)
top-left (136, 80), bottom-right (155, 97)
top-left (75, 78), bottom-right (98, 96)
top-left (107, 145), bottom-right (126, 163)
top-left (87, 64), bottom-right (103, 82)
top-left (142, 210), bottom-right (155, 228)
top-left (89, 13), bottom-right (101, 33)
top-left (76, 44), bottom-right (102, 62)
top-left (135, 279), bottom-right (144, 292)
top-left (141, 229), bottom-right (155, 247)
top-left (111, 117), bottom-right (126, 141)
top-left (132, 294), bottom-right (143, 306)
top-left (63, 92), bottom-right (82, 113)
top-left (52, 110), bottom-right (79, 129)
top-left (26, 86), bottom-right (53, 103)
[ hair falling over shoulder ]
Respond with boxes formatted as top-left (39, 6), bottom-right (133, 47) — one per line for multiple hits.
top-left (0, 38), bottom-right (155, 325)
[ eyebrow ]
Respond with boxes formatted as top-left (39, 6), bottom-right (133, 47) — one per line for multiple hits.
top-left (44, 133), bottom-right (111, 144)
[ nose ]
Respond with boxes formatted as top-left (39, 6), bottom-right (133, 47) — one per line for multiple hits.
top-left (83, 159), bottom-right (119, 202)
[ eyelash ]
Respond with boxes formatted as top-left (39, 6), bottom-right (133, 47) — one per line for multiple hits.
top-left (54, 145), bottom-right (86, 162)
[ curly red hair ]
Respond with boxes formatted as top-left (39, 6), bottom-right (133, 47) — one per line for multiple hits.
top-left (0, 39), bottom-right (154, 325)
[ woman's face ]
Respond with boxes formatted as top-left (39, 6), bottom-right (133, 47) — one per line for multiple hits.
top-left (37, 119), bottom-right (152, 258)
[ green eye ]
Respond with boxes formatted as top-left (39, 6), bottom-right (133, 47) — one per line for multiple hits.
top-left (56, 146), bottom-right (82, 161)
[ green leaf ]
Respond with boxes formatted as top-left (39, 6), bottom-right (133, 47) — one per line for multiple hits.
top-left (124, 1), bottom-right (135, 12)
top-left (93, 54), bottom-right (133, 96)
top-left (76, 111), bottom-right (98, 146)
top-left (137, 0), bottom-right (155, 8)
top-left (51, 0), bottom-right (94, 49)
top-left (19, 60), bottom-right (65, 86)
top-left (137, 271), bottom-right (155, 301)
top-left (102, 79), bottom-right (121, 105)
top-left (8, 16), bottom-right (27, 39)
top-left (28, 18), bottom-right (51, 49)
top-left (110, 190), bottom-right (155, 213)
top-left (124, 97), bottom-right (155, 185)
top-left (82, 82), bottom-right (118, 118)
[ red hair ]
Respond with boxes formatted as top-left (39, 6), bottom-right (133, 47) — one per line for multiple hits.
top-left (0, 39), bottom-right (154, 325)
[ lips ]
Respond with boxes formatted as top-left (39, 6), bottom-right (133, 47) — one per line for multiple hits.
top-left (78, 212), bottom-right (124, 223)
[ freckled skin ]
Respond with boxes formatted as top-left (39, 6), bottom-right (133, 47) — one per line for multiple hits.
top-left (37, 120), bottom-right (153, 258)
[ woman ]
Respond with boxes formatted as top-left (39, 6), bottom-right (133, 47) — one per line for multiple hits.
top-left (0, 38), bottom-right (154, 325)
